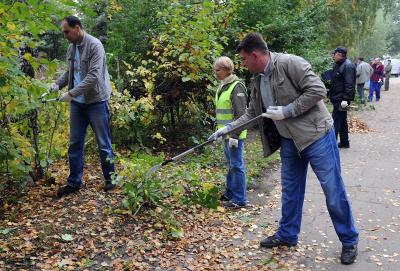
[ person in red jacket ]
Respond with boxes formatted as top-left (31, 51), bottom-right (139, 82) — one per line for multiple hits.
top-left (369, 58), bottom-right (384, 102)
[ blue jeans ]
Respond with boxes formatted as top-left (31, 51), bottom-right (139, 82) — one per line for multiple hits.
top-left (223, 139), bottom-right (246, 205)
top-left (67, 101), bottom-right (115, 187)
top-left (369, 82), bottom-right (381, 101)
top-left (276, 129), bottom-right (358, 246)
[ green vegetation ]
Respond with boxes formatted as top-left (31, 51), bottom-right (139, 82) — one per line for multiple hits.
top-left (113, 133), bottom-right (279, 236)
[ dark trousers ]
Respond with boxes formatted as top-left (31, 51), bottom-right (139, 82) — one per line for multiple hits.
top-left (356, 83), bottom-right (365, 103)
top-left (332, 101), bottom-right (349, 145)
top-left (384, 76), bottom-right (390, 91)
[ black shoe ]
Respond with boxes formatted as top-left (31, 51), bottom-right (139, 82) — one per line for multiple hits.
top-left (223, 201), bottom-right (246, 209)
top-left (338, 142), bottom-right (350, 148)
top-left (341, 245), bottom-right (357, 265)
top-left (57, 185), bottom-right (80, 198)
top-left (219, 194), bottom-right (231, 202)
top-left (260, 235), bottom-right (296, 248)
top-left (104, 181), bottom-right (116, 192)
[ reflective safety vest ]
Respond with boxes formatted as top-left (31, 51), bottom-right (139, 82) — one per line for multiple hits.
top-left (215, 81), bottom-right (247, 139)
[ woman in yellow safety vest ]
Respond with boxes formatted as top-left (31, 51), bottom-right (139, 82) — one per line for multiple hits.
top-left (214, 56), bottom-right (248, 209)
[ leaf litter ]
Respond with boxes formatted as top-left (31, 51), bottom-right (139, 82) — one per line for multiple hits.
top-left (0, 159), bottom-right (316, 270)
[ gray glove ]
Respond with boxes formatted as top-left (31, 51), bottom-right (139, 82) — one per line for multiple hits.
top-left (58, 92), bottom-right (72, 102)
top-left (265, 106), bottom-right (286, 120)
top-left (49, 83), bottom-right (59, 93)
top-left (208, 125), bottom-right (231, 141)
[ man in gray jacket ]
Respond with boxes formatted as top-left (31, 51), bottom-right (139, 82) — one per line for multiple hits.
top-left (49, 16), bottom-right (116, 198)
top-left (356, 57), bottom-right (373, 104)
top-left (209, 33), bottom-right (359, 265)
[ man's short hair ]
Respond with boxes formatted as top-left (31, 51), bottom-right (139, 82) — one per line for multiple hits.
top-left (236, 32), bottom-right (269, 54)
top-left (63, 16), bottom-right (83, 28)
top-left (358, 57), bottom-right (364, 61)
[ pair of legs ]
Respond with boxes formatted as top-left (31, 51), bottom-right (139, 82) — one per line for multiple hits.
top-left (67, 100), bottom-right (115, 188)
top-left (384, 76), bottom-right (390, 91)
top-left (356, 83), bottom-right (365, 104)
top-left (275, 129), bottom-right (359, 246)
top-left (223, 139), bottom-right (246, 206)
top-left (369, 82), bottom-right (381, 101)
top-left (332, 102), bottom-right (349, 147)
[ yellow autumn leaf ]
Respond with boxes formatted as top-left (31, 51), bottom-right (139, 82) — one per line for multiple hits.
top-left (0, 67), bottom-right (5, 76)
top-left (216, 206), bottom-right (225, 213)
top-left (21, 147), bottom-right (32, 158)
top-left (6, 100), bottom-right (16, 114)
top-left (7, 22), bottom-right (16, 31)
top-left (23, 53), bottom-right (32, 61)
top-left (144, 81), bottom-right (154, 92)
top-left (1, 85), bottom-right (10, 94)
top-left (201, 182), bottom-right (215, 190)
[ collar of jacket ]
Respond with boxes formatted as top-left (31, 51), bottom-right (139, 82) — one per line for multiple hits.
top-left (251, 52), bottom-right (282, 91)
top-left (75, 31), bottom-right (87, 48)
top-left (334, 57), bottom-right (346, 65)
top-left (220, 74), bottom-right (239, 87)
top-left (217, 74), bottom-right (239, 94)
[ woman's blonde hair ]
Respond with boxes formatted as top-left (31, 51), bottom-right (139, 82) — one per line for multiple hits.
top-left (214, 56), bottom-right (235, 74)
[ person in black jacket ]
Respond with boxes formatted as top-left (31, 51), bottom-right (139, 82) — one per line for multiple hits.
top-left (329, 46), bottom-right (356, 148)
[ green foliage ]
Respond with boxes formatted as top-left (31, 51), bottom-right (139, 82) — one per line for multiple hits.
top-left (0, 1), bottom-right (71, 191)
top-left (185, 183), bottom-right (219, 209)
top-left (109, 87), bottom-right (158, 149)
top-left (128, 0), bottom-right (235, 132)
top-left (357, 9), bottom-right (391, 59)
top-left (105, 0), bottom-right (167, 81)
top-left (386, 1), bottom-right (400, 56)
top-left (105, 0), bottom-right (237, 148)
top-left (114, 135), bottom-right (279, 237)
top-left (114, 153), bottom-right (164, 213)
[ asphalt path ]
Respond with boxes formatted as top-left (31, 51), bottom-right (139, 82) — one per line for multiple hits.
top-left (297, 77), bottom-right (400, 270)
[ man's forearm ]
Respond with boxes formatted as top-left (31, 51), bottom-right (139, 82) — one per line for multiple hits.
top-left (55, 71), bottom-right (69, 90)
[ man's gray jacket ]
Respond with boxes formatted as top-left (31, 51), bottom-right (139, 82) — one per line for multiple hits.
top-left (229, 52), bottom-right (333, 156)
top-left (56, 32), bottom-right (111, 104)
top-left (356, 61), bottom-right (373, 85)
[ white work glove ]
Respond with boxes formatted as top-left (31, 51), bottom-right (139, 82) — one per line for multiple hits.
top-left (265, 106), bottom-right (286, 120)
top-left (228, 138), bottom-right (239, 148)
top-left (58, 92), bottom-right (73, 102)
top-left (340, 101), bottom-right (348, 108)
top-left (208, 125), bottom-right (231, 141)
top-left (49, 83), bottom-right (59, 93)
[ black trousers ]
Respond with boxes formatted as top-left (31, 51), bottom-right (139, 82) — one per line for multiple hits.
top-left (332, 101), bottom-right (349, 145)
